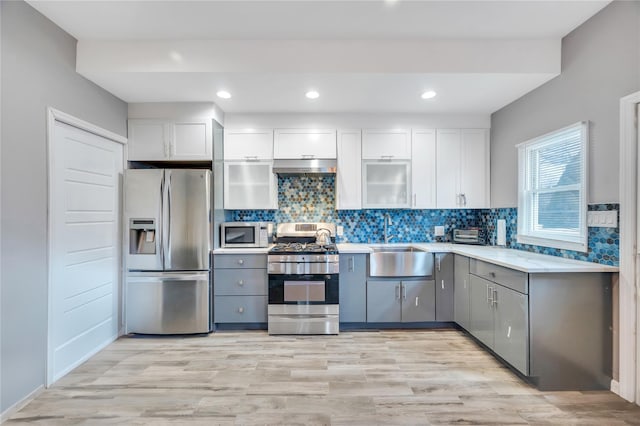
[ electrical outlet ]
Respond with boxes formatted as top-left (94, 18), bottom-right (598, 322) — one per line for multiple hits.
top-left (434, 226), bottom-right (445, 236)
top-left (336, 225), bottom-right (344, 236)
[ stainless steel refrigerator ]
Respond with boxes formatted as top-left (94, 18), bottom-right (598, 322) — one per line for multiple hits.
top-left (124, 169), bottom-right (211, 334)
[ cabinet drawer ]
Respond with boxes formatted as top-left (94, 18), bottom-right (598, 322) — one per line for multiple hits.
top-left (214, 295), bottom-right (267, 323)
top-left (214, 269), bottom-right (267, 296)
top-left (213, 254), bottom-right (267, 269)
top-left (470, 259), bottom-right (528, 294)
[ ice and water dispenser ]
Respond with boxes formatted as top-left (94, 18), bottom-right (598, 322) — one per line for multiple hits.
top-left (129, 219), bottom-right (156, 254)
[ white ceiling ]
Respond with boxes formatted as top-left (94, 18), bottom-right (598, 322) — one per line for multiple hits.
top-left (28, 0), bottom-right (611, 115)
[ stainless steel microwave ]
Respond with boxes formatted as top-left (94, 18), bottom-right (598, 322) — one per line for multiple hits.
top-left (221, 222), bottom-right (273, 248)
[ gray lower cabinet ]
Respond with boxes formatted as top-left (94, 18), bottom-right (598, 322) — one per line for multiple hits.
top-left (469, 272), bottom-right (529, 375)
top-left (214, 295), bottom-right (268, 323)
top-left (493, 284), bottom-right (528, 375)
top-left (213, 254), bottom-right (268, 324)
top-left (434, 253), bottom-right (454, 321)
top-left (339, 254), bottom-right (367, 322)
top-left (367, 279), bottom-right (435, 323)
top-left (454, 255), bottom-right (471, 330)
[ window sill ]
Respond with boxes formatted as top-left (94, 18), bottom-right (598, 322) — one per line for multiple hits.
top-left (516, 234), bottom-right (587, 253)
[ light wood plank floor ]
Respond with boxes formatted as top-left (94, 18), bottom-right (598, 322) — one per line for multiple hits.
top-left (6, 329), bottom-right (640, 425)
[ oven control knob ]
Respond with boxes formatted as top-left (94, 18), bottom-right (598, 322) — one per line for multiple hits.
top-left (238, 280), bottom-right (244, 286)
top-left (238, 259), bottom-right (244, 265)
top-left (238, 307), bottom-right (244, 314)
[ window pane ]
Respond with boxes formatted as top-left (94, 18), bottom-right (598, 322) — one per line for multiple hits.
top-left (534, 190), bottom-right (580, 231)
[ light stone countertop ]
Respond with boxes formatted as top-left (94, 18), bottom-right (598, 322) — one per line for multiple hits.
top-left (212, 246), bottom-right (273, 254)
top-left (336, 243), bottom-right (618, 273)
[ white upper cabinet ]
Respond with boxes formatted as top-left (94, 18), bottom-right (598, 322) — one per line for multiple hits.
top-left (436, 129), bottom-right (490, 209)
top-left (273, 129), bottom-right (336, 159)
top-left (411, 129), bottom-right (437, 209)
top-left (127, 119), bottom-right (168, 161)
top-left (128, 118), bottom-right (212, 161)
top-left (224, 129), bottom-right (274, 160)
top-left (460, 129), bottom-right (490, 209)
top-left (336, 129), bottom-right (362, 210)
top-left (362, 129), bottom-right (411, 159)
top-left (170, 120), bottom-right (212, 160)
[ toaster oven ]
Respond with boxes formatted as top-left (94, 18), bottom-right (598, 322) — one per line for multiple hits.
top-left (452, 228), bottom-right (486, 245)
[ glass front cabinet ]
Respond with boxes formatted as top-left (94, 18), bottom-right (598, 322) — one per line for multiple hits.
top-left (362, 160), bottom-right (411, 208)
top-left (223, 162), bottom-right (278, 210)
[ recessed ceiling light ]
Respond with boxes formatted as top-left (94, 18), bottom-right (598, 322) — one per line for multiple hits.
top-left (305, 90), bottom-right (320, 100)
top-left (216, 90), bottom-right (231, 99)
top-left (421, 90), bottom-right (437, 99)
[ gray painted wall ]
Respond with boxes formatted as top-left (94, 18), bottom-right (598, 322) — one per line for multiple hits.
top-left (0, 1), bottom-right (127, 413)
top-left (490, 1), bottom-right (640, 207)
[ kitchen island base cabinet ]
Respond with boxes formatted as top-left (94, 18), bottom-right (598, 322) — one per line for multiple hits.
top-left (339, 254), bottom-right (367, 323)
top-left (366, 280), bottom-right (435, 323)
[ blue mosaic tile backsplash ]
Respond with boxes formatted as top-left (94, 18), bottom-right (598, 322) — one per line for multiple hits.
top-left (479, 204), bottom-right (619, 266)
top-left (229, 176), bottom-right (619, 266)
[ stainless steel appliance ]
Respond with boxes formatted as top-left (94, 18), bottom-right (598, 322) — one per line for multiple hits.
top-left (125, 169), bottom-right (211, 334)
top-left (220, 222), bottom-right (273, 248)
top-left (272, 159), bottom-right (336, 174)
top-left (267, 223), bottom-right (339, 335)
top-left (453, 228), bottom-right (486, 245)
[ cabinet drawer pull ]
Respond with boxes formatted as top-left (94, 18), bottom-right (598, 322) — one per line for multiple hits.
top-left (348, 256), bottom-right (354, 272)
top-left (238, 307), bottom-right (245, 314)
top-left (402, 284), bottom-right (407, 300)
top-left (395, 284), bottom-right (400, 300)
top-left (437, 256), bottom-right (441, 271)
top-left (237, 280), bottom-right (244, 286)
top-left (237, 259), bottom-right (244, 265)
top-left (441, 280), bottom-right (445, 290)
top-left (301, 154), bottom-right (315, 159)
top-left (492, 288), bottom-right (498, 307)
top-left (415, 296), bottom-right (419, 307)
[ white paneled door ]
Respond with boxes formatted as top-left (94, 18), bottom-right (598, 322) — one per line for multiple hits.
top-left (48, 118), bottom-right (123, 384)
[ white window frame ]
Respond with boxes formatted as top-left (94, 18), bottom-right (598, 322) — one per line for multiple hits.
top-left (517, 121), bottom-right (589, 252)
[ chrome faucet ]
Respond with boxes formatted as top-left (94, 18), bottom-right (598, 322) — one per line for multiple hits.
top-left (383, 213), bottom-right (395, 244)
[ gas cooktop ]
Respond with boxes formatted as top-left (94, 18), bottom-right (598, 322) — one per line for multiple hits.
top-left (269, 222), bottom-right (339, 255)
top-left (269, 242), bottom-right (338, 255)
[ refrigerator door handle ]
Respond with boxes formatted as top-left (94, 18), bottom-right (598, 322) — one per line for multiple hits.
top-left (162, 170), bottom-right (171, 269)
top-left (166, 172), bottom-right (172, 269)
top-left (159, 174), bottom-right (165, 268)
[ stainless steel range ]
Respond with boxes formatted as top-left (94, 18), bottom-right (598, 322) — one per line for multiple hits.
top-left (267, 223), bottom-right (339, 335)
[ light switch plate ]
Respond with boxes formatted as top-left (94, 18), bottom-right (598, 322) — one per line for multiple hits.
top-left (336, 225), bottom-right (344, 236)
top-left (434, 226), bottom-right (445, 236)
top-left (587, 210), bottom-right (618, 228)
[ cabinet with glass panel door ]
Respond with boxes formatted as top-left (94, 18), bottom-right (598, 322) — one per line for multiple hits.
top-left (223, 162), bottom-right (278, 209)
top-left (361, 160), bottom-right (411, 208)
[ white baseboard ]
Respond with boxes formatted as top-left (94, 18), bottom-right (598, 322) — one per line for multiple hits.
top-left (1, 385), bottom-right (44, 423)
top-left (50, 334), bottom-right (117, 384)
top-left (611, 379), bottom-right (621, 395)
